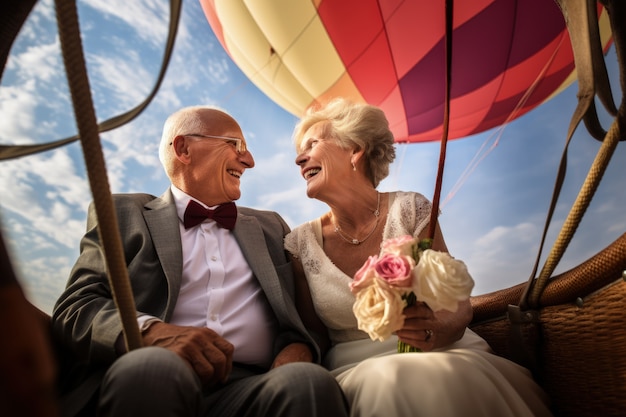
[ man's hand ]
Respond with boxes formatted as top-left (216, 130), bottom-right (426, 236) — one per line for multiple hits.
top-left (142, 322), bottom-right (234, 388)
top-left (271, 342), bottom-right (313, 369)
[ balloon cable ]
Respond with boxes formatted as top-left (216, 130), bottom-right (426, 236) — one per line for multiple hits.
top-left (428, 0), bottom-right (453, 240)
top-left (441, 34), bottom-right (568, 208)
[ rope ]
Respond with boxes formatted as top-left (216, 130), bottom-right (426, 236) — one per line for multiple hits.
top-left (529, 114), bottom-right (622, 305)
top-left (54, 0), bottom-right (143, 351)
top-left (521, 0), bottom-right (625, 308)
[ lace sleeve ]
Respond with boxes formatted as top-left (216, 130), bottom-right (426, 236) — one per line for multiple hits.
top-left (383, 191), bottom-right (434, 239)
top-left (284, 229), bottom-right (299, 257)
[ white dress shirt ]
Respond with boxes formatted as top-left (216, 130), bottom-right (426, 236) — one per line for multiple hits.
top-left (144, 186), bottom-right (278, 368)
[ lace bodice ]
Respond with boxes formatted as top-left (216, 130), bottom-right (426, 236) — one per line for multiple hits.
top-left (284, 191), bottom-right (432, 344)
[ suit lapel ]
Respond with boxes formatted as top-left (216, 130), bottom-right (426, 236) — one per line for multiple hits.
top-left (144, 190), bottom-right (183, 319)
top-left (233, 214), bottom-right (288, 318)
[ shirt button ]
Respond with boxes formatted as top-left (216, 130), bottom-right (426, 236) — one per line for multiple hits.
top-left (210, 314), bottom-right (217, 321)
top-left (211, 256), bottom-right (217, 261)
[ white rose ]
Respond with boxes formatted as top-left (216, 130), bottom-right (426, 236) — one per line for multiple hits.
top-left (352, 279), bottom-right (406, 341)
top-left (412, 249), bottom-right (474, 312)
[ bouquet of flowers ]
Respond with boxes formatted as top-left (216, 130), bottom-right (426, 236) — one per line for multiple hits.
top-left (349, 235), bottom-right (474, 352)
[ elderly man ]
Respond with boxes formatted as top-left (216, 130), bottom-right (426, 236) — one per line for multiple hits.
top-left (52, 106), bottom-right (348, 417)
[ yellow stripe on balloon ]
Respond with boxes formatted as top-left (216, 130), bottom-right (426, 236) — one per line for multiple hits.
top-left (214, 0), bottom-right (361, 116)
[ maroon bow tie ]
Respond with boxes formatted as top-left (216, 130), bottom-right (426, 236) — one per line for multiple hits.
top-left (183, 200), bottom-right (237, 230)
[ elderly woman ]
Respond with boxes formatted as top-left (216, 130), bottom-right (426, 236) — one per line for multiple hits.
top-left (284, 98), bottom-right (552, 417)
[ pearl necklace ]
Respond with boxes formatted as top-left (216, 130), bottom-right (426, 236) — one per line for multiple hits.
top-left (333, 192), bottom-right (380, 245)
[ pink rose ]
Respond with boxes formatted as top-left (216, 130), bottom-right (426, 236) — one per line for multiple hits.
top-left (380, 235), bottom-right (416, 257)
top-left (350, 255), bottom-right (379, 293)
top-left (374, 253), bottom-right (415, 288)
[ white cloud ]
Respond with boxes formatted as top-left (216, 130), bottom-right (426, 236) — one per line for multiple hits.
top-left (452, 222), bottom-right (541, 296)
top-left (89, 52), bottom-right (154, 110)
top-left (81, 0), bottom-right (169, 49)
top-left (0, 161), bottom-right (44, 217)
top-left (0, 148), bottom-right (89, 252)
top-left (19, 254), bottom-right (72, 313)
top-left (0, 83), bottom-right (40, 140)
top-left (9, 39), bottom-right (62, 83)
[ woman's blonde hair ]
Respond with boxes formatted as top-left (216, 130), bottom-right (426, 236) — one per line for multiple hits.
top-left (293, 98), bottom-right (395, 187)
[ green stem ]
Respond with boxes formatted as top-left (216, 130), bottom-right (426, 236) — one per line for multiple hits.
top-left (398, 291), bottom-right (421, 353)
top-left (397, 339), bottom-right (421, 353)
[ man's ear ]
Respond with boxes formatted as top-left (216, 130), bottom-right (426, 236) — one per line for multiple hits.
top-left (172, 135), bottom-right (192, 164)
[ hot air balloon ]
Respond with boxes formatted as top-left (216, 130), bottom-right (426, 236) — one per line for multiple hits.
top-left (199, 2), bottom-right (626, 416)
top-left (200, 0), bottom-right (612, 143)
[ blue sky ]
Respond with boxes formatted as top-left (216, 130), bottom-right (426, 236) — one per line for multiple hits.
top-left (1, 0), bottom-right (624, 315)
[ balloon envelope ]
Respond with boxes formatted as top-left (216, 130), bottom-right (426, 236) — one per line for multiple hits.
top-left (200, 0), bottom-right (612, 143)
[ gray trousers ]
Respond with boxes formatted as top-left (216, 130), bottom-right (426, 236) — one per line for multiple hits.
top-left (97, 347), bottom-right (349, 417)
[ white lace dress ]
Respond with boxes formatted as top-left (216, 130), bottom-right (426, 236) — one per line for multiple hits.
top-left (285, 191), bottom-right (553, 417)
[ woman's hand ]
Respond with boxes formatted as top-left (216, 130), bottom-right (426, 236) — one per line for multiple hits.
top-left (396, 299), bottom-right (472, 351)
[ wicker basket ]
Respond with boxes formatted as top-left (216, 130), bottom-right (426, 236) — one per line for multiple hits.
top-left (470, 232), bottom-right (626, 417)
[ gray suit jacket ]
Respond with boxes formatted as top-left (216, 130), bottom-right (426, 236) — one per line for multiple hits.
top-left (51, 190), bottom-right (317, 414)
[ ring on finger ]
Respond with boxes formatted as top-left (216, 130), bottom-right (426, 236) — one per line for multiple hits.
top-left (424, 329), bottom-right (433, 342)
